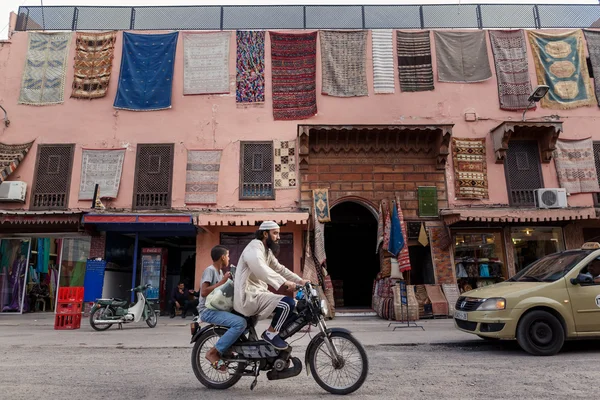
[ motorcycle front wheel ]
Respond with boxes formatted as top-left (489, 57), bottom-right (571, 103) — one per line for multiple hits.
top-left (191, 328), bottom-right (243, 390)
top-left (308, 331), bottom-right (369, 395)
top-left (89, 306), bottom-right (113, 331)
top-left (145, 305), bottom-right (157, 328)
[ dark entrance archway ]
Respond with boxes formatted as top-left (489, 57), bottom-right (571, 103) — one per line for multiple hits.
top-left (324, 201), bottom-right (379, 308)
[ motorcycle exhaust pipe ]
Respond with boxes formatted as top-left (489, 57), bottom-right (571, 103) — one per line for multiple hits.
top-left (93, 319), bottom-right (123, 324)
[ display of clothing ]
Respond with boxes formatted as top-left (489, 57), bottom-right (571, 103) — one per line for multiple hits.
top-left (456, 263), bottom-right (468, 278)
top-left (480, 263), bottom-right (490, 278)
top-left (2, 257), bottom-right (28, 312)
top-left (36, 238), bottom-right (50, 273)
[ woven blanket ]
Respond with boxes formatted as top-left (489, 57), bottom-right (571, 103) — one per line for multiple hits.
top-left (72, 31), bottom-right (117, 99)
top-left (270, 31), bottom-right (317, 120)
top-left (528, 30), bottom-right (596, 109)
top-left (553, 138), bottom-right (600, 194)
top-left (183, 32), bottom-right (230, 95)
top-left (425, 285), bottom-right (449, 317)
top-left (236, 31), bottom-right (265, 103)
top-left (434, 31), bottom-right (492, 83)
top-left (313, 188), bottom-right (331, 223)
top-left (396, 31), bottom-right (434, 92)
top-left (442, 284), bottom-right (460, 315)
top-left (452, 138), bottom-right (489, 199)
top-left (489, 30), bottom-right (535, 111)
top-left (320, 30), bottom-right (368, 97)
top-left (79, 149), bottom-right (126, 200)
top-left (583, 30), bottom-right (600, 107)
top-left (0, 141), bottom-right (34, 183)
top-left (19, 32), bottom-right (71, 105)
top-left (372, 30), bottom-right (395, 94)
top-left (114, 32), bottom-right (179, 111)
top-left (185, 150), bottom-right (222, 204)
top-left (274, 139), bottom-right (297, 189)
top-left (395, 199), bottom-right (412, 273)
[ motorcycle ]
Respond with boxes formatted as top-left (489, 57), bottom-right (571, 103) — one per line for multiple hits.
top-left (190, 282), bottom-right (368, 395)
top-left (89, 284), bottom-right (158, 331)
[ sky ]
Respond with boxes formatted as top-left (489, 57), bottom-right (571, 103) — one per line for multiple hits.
top-left (1, 0), bottom-right (598, 40)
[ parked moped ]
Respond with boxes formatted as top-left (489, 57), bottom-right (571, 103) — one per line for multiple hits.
top-left (89, 284), bottom-right (157, 331)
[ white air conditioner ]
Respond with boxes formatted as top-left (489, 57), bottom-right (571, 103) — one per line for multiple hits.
top-left (534, 188), bottom-right (567, 209)
top-left (0, 181), bottom-right (27, 202)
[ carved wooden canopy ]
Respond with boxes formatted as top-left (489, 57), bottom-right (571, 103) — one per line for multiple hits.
top-left (490, 120), bottom-right (563, 164)
top-left (297, 124), bottom-right (453, 171)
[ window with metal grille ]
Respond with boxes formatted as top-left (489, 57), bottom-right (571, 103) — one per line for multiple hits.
top-left (30, 144), bottom-right (75, 210)
top-left (240, 141), bottom-right (274, 200)
top-left (505, 140), bottom-right (543, 207)
top-left (593, 141), bottom-right (600, 206)
top-left (133, 144), bottom-right (174, 210)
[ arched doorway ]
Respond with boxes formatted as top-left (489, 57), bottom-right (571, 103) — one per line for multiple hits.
top-left (324, 201), bottom-right (379, 309)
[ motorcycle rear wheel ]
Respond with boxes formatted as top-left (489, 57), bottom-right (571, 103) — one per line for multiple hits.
top-left (191, 328), bottom-right (243, 390)
top-left (145, 306), bottom-right (157, 328)
top-left (308, 331), bottom-right (368, 395)
top-left (89, 306), bottom-right (113, 331)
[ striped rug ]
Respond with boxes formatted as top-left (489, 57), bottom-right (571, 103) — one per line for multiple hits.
top-left (372, 30), bottom-right (395, 94)
top-left (185, 150), bottom-right (222, 204)
top-left (396, 31), bottom-right (434, 92)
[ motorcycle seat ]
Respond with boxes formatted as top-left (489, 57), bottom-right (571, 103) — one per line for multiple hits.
top-left (231, 310), bottom-right (258, 328)
top-left (97, 298), bottom-right (128, 307)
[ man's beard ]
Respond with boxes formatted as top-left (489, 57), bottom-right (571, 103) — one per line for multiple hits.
top-left (266, 236), bottom-right (280, 255)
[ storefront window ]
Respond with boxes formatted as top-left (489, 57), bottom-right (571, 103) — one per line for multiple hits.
top-left (511, 227), bottom-right (564, 273)
top-left (453, 231), bottom-right (507, 294)
top-left (59, 237), bottom-right (91, 288)
top-left (26, 238), bottom-right (61, 313)
top-left (0, 239), bottom-right (31, 313)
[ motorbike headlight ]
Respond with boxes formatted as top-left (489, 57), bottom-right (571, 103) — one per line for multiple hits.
top-left (320, 299), bottom-right (329, 316)
top-left (477, 298), bottom-right (506, 311)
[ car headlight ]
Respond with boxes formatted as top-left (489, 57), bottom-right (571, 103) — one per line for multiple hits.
top-left (320, 299), bottom-right (329, 316)
top-left (477, 298), bottom-right (506, 311)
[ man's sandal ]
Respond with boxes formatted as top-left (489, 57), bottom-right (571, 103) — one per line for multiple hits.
top-left (210, 359), bottom-right (227, 374)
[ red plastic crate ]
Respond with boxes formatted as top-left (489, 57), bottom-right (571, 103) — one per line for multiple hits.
top-left (54, 314), bottom-right (82, 330)
top-left (57, 287), bottom-right (84, 303)
top-left (56, 302), bottom-right (83, 315)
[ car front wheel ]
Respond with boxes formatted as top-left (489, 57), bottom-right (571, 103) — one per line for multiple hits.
top-left (516, 310), bottom-right (564, 356)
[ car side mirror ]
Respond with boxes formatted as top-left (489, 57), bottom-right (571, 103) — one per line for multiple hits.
top-left (571, 273), bottom-right (593, 285)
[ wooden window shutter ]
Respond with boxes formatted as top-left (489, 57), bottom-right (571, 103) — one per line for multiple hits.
top-left (133, 144), bottom-right (174, 210)
top-left (239, 141), bottom-right (274, 200)
top-left (30, 144), bottom-right (75, 210)
top-left (418, 186), bottom-right (438, 217)
top-left (505, 140), bottom-right (543, 207)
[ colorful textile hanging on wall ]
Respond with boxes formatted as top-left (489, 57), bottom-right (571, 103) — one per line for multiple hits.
top-left (274, 139), bottom-right (297, 189)
top-left (0, 141), bottom-right (34, 183)
top-left (236, 31), bottom-right (265, 103)
top-left (488, 30), bottom-right (535, 111)
top-left (452, 137), bottom-right (489, 199)
top-left (71, 31), bottom-right (117, 99)
top-left (185, 150), bottom-right (222, 204)
top-left (527, 30), bottom-right (596, 109)
top-left (312, 188), bottom-right (331, 223)
top-left (583, 29), bottom-right (600, 107)
top-left (320, 30), bottom-right (368, 97)
top-left (372, 29), bottom-right (395, 94)
top-left (183, 32), bottom-right (230, 95)
top-left (394, 199), bottom-right (412, 273)
top-left (434, 31), bottom-right (492, 83)
top-left (270, 31), bottom-right (317, 120)
top-left (553, 138), bottom-right (600, 194)
top-left (113, 32), bottom-right (179, 111)
top-left (396, 30), bottom-right (434, 92)
top-left (79, 149), bottom-right (126, 200)
top-left (19, 32), bottom-right (71, 105)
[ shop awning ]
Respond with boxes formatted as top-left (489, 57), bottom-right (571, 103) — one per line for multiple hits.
top-left (490, 120), bottom-right (563, 164)
top-left (441, 206), bottom-right (596, 225)
top-left (197, 212), bottom-right (309, 227)
top-left (82, 213), bottom-right (197, 235)
top-left (0, 210), bottom-right (82, 225)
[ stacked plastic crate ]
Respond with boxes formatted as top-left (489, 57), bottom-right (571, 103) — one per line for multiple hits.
top-left (54, 287), bottom-right (84, 330)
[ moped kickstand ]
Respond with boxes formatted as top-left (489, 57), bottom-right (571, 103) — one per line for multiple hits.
top-left (118, 323), bottom-right (123, 330)
top-left (250, 364), bottom-right (259, 391)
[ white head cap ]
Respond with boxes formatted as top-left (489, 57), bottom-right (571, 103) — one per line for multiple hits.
top-left (259, 220), bottom-right (280, 231)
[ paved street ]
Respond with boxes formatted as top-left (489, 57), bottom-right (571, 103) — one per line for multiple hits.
top-left (1, 315), bottom-right (599, 399)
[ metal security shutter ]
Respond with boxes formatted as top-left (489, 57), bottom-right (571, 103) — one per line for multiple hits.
top-left (133, 144), bottom-right (174, 210)
top-left (594, 141), bottom-right (600, 206)
top-left (505, 140), bottom-right (543, 207)
top-left (240, 141), bottom-right (274, 200)
top-left (30, 144), bottom-right (75, 210)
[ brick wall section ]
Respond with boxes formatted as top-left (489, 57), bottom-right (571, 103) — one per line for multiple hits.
top-left (89, 234), bottom-right (106, 259)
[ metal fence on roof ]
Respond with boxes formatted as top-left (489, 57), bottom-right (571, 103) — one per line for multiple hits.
top-left (14, 4), bottom-right (600, 32)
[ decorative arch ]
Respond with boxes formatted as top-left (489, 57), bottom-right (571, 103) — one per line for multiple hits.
top-left (330, 196), bottom-right (378, 221)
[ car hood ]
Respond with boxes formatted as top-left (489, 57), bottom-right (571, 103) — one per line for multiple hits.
top-left (461, 281), bottom-right (546, 299)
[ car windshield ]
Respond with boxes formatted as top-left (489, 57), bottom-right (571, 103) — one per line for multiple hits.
top-left (509, 250), bottom-right (591, 282)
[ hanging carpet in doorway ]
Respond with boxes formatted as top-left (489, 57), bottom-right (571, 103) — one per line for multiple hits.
top-left (396, 31), bottom-right (434, 92)
top-left (320, 30), bottom-right (368, 97)
top-left (553, 138), bottom-right (600, 194)
top-left (71, 31), bottom-right (117, 99)
top-left (270, 31), bottom-right (317, 120)
top-left (433, 31), bottom-right (492, 83)
top-left (488, 30), bottom-right (535, 111)
top-left (452, 137), bottom-right (489, 199)
top-left (372, 29), bottom-right (395, 94)
top-left (393, 199), bottom-right (412, 273)
top-left (19, 32), bottom-right (72, 105)
top-left (236, 31), bottom-right (265, 103)
top-left (583, 29), bottom-right (600, 107)
top-left (274, 139), bottom-right (297, 189)
top-left (527, 30), bottom-right (596, 109)
top-left (0, 141), bottom-right (34, 183)
top-left (79, 148), bottom-right (126, 200)
top-left (185, 150), bottom-right (222, 204)
top-left (183, 32), bottom-right (230, 95)
top-left (113, 32), bottom-right (179, 111)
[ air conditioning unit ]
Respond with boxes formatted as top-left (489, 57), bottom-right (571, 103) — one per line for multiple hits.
top-left (0, 181), bottom-right (27, 202)
top-left (534, 188), bottom-right (567, 209)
